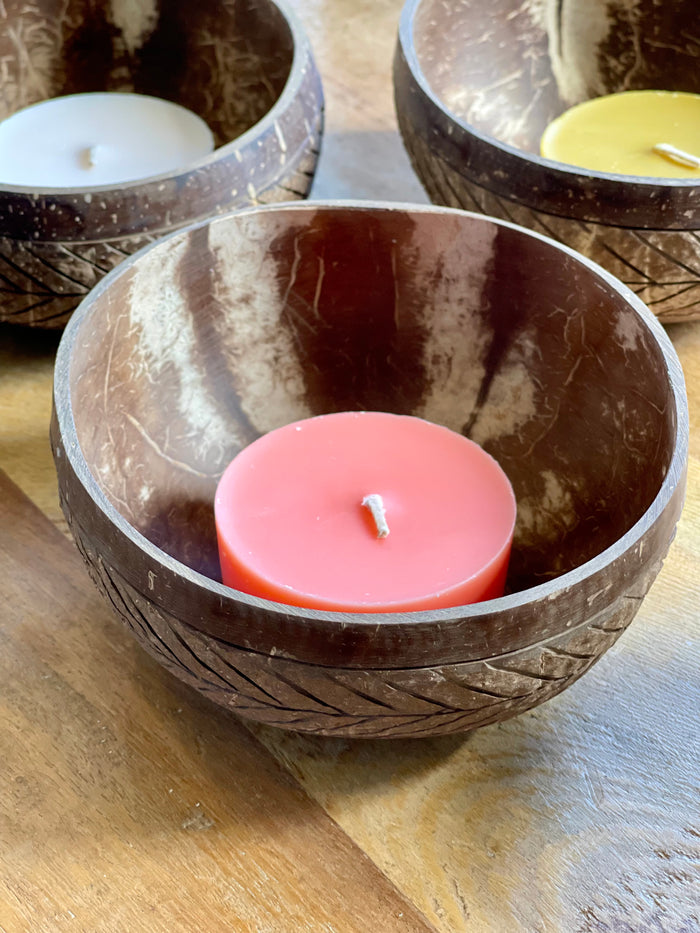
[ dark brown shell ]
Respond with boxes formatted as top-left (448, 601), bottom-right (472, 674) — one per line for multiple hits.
top-left (0, 0), bottom-right (323, 328)
top-left (52, 202), bottom-right (688, 737)
top-left (394, 0), bottom-right (700, 322)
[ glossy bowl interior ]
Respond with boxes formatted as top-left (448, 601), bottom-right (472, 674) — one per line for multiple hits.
top-left (64, 203), bottom-right (679, 590)
top-left (0, 0), bottom-right (294, 152)
top-left (409, 0), bottom-right (700, 155)
top-left (52, 202), bottom-right (688, 737)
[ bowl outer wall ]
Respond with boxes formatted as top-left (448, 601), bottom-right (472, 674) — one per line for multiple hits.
top-left (394, 0), bottom-right (700, 231)
top-left (51, 201), bottom-right (689, 671)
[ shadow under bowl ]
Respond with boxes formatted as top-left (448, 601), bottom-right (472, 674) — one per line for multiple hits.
top-left (52, 201), bottom-right (688, 738)
top-left (394, 0), bottom-right (700, 323)
top-left (0, 0), bottom-right (323, 328)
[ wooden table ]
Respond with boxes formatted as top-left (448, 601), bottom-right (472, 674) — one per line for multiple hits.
top-left (1, 2), bottom-right (698, 930)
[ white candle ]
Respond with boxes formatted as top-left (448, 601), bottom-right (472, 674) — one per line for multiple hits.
top-left (0, 93), bottom-right (215, 188)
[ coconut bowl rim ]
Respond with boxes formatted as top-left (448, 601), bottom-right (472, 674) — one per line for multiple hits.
top-left (0, 0), bottom-right (311, 199)
top-left (397, 0), bottom-right (700, 193)
top-left (52, 199), bottom-right (689, 653)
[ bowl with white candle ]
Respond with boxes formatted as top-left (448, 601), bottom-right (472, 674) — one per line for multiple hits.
top-left (51, 201), bottom-right (687, 738)
top-left (393, 0), bottom-right (700, 323)
top-left (0, 0), bottom-right (322, 328)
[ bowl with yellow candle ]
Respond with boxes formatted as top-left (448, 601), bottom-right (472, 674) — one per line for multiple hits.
top-left (0, 0), bottom-right (323, 329)
top-left (394, 0), bottom-right (700, 323)
top-left (51, 201), bottom-right (688, 738)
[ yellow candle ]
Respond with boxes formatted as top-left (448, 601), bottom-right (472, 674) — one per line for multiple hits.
top-left (540, 90), bottom-right (700, 178)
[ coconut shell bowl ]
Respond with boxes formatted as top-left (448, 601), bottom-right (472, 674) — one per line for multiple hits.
top-left (394, 0), bottom-right (700, 324)
top-left (0, 0), bottom-right (322, 329)
top-left (51, 202), bottom-right (688, 739)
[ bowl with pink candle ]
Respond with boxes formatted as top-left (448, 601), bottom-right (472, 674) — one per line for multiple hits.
top-left (0, 0), bottom-right (322, 329)
top-left (393, 0), bottom-right (700, 323)
top-left (51, 201), bottom-right (688, 738)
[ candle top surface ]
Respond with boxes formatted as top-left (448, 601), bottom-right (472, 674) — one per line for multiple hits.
top-left (215, 412), bottom-right (517, 613)
top-left (540, 90), bottom-right (700, 179)
top-left (0, 93), bottom-right (215, 189)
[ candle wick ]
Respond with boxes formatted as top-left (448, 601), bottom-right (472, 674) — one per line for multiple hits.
top-left (81, 145), bottom-right (100, 169)
top-left (652, 142), bottom-right (700, 169)
top-left (362, 494), bottom-right (390, 539)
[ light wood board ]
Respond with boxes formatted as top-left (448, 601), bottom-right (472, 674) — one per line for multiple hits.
top-left (0, 472), bottom-right (437, 933)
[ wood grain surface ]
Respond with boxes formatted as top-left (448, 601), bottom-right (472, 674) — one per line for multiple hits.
top-left (1, 0), bottom-right (699, 930)
top-left (0, 472), bottom-right (437, 933)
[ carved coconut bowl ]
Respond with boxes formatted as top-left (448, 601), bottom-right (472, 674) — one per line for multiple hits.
top-left (394, 0), bottom-right (700, 323)
top-left (51, 202), bottom-right (688, 738)
top-left (0, 0), bottom-right (322, 329)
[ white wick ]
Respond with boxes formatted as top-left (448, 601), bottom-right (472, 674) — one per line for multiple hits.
top-left (362, 494), bottom-right (390, 539)
top-left (652, 142), bottom-right (700, 169)
top-left (81, 145), bottom-right (100, 169)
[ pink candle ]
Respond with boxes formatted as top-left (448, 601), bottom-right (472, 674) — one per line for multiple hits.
top-left (215, 412), bottom-right (516, 613)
